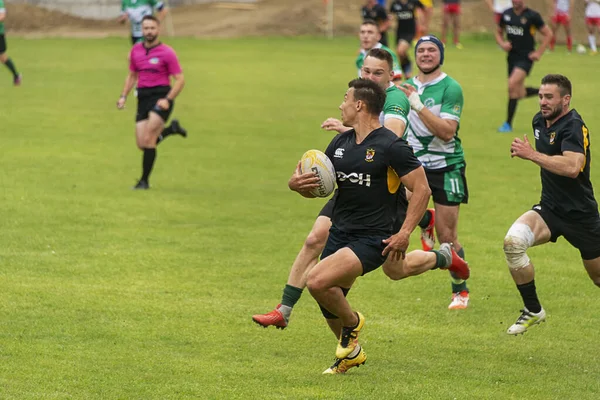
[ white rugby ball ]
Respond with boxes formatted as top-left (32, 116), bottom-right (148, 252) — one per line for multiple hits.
top-left (300, 149), bottom-right (336, 198)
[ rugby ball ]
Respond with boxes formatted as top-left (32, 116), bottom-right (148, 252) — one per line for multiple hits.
top-left (577, 44), bottom-right (587, 54)
top-left (300, 149), bottom-right (336, 198)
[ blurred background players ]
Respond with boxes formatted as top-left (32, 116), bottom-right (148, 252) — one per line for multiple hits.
top-left (357, 20), bottom-right (403, 82)
top-left (362, 0), bottom-right (391, 46)
top-left (118, 0), bottom-right (167, 45)
top-left (549, 0), bottom-right (573, 53)
top-left (0, 0), bottom-right (22, 86)
top-left (441, 0), bottom-right (463, 48)
top-left (399, 35), bottom-right (471, 309)
top-left (116, 15), bottom-right (186, 190)
top-left (585, 0), bottom-right (600, 54)
top-left (504, 74), bottom-right (600, 335)
top-left (496, 0), bottom-right (552, 133)
top-left (485, 0), bottom-right (513, 24)
top-left (390, 0), bottom-right (425, 78)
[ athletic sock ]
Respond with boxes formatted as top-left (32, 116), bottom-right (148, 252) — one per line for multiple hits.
top-left (451, 247), bottom-right (468, 293)
top-left (156, 124), bottom-right (174, 145)
top-left (431, 250), bottom-right (447, 269)
top-left (525, 87), bottom-right (539, 98)
top-left (516, 280), bottom-right (542, 313)
top-left (567, 36), bottom-right (572, 52)
top-left (4, 58), bottom-right (18, 78)
top-left (141, 148), bottom-right (156, 182)
top-left (507, 98), bottom-right (518, 126)
top-left (589, 35), bottom-right (597, 51)
top-left (418, 209), bottom-right (432, 229)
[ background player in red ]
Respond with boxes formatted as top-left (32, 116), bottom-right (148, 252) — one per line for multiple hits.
top-left (549, 0), bottom-right (573, 52)
top-left (441, 0), bottom-right (463, 48)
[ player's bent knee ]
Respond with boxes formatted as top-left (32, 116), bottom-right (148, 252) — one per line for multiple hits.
top-left (306, 269), bottom-right (326, 293)
top-left (503, 223), bottom-right (534, 270)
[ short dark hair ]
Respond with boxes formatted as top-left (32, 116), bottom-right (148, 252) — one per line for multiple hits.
top-left (361, 19), bottom-right (380, 31)
top-left (541, 74), bottom-right (572, 97)
top-left (142, 15), bottom-right (160, 24)
top-left (348, 78), bottom-right (386, 116)
top-left (365, 48), bottom-right (393, 72)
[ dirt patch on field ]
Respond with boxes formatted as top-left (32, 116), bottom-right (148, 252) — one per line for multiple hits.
top-left (3, 0), bottom-right (586, 40)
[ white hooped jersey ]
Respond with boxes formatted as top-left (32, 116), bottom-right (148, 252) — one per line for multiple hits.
top-left (586, 0), bottom-right (600, 17)
top-left (493, 0), bottom-right (512, 14)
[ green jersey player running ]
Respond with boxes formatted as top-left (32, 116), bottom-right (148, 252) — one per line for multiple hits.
top-left (399, 35), bottom-right (471, 310)
top-left (356, 20), bottom-right (403, 83)
top-left (0, 0), bottom-right (22, 85)
top-left (118, 0), bottom-right (167, 45)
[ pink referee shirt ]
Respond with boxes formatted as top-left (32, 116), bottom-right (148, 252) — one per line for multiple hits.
top-left (129, 42), bottom-right (182, 89)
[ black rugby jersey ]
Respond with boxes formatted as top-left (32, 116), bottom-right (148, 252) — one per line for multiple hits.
top-left (362, 4), bottom-right (388, 24)
top-left (324, 127), bottom-right (422, 235)
top-left (499, 7), bottom-right (545, 58)
top-left (532, 109), bottom-right (598, 218)
top-left (390, 0), bottom-right (424, 35)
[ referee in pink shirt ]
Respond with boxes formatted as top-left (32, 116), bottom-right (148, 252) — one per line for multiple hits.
top-left (117, 15), bottom-right (186, 190)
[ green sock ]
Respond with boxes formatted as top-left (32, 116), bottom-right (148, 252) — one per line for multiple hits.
top-left (281, 284), bottom-right (303, 308)
top-left (451, 247), bottom-right (469, 293)
top-left (418, 209), bottom-right (432, 229)
top-left (431, 250), bottom-right (446, 269)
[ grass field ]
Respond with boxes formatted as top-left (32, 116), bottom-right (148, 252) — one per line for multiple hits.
top-left (1, 35), bottom-right (599, 399)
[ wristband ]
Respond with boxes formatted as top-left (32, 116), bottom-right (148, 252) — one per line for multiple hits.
top-left (120, 95), bottom-right (127, 99)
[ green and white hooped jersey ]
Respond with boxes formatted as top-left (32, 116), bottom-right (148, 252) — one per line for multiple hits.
top-left (381, 83), bottom-right (410, 132)
top-left (356, 43), bottom-right (403, 79)
top-left (121, 0), bottom-right (164, 37)
top-left (404, 73), bottom-right (465, 170)
top-left (0, 0), bottom-right (5, 35)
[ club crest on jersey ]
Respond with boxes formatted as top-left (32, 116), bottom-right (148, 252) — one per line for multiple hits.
top-left (521, 17), bottom-right (527, 24)
top-left (149, 57), bottom-right (160, 65)
top-left (424, 98), bottom-right (435, 108)
top-left (452, 104), bottom-right (461, 114)
top-left (365, 148), bottom-right (375, 162)
top-left (549, 132), bottom-right (556, 144)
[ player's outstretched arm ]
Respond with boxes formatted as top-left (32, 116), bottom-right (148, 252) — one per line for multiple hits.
top-left (288, 162), bottom-right (320, 198)
top-left (510, 135), bottom-right (585, 178)
top-left (321, 118), bottom-right (352, 134)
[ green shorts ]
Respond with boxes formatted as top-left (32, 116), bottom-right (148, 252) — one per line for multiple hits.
top-left (425, 165), bottom-right (469, 206)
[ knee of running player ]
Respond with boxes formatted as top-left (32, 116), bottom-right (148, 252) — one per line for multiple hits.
top-left (306, 266), bottom-right (329, 294)
top-left (503, 222), bottom-right (535, 270)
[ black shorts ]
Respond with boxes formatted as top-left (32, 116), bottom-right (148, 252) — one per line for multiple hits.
top-left (533, 204), bottom-right (600, 260)
top-left (136, 86), bottom-right (174, 123)
top-left (0, 35), bottom-right (7, 54)
top-left (507, 54), bottom-right (533, 77)
top-left (396, 31), bottom-right (415, 45)
top-left (321, 228), bottom-right (388, 276)
top-left (131, 36), bottom-right (143, 46)
top-left (318, 190), bottom-right (337, 218)
top-left (425, 165), bottom-right (469, 206)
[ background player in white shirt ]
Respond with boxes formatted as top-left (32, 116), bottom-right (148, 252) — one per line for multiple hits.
top-left (485, 0), bottom-right (513, 24)
top-left (585, 0), bottom-right (600, 53)
top-left (549, 0), bottom-right (573, 52)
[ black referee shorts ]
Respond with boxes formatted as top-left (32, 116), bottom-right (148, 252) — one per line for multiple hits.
top-left (396, 31), bottom-right (415, 46)
top-left (532, 204), bottom-right (600, 260)
top-left (507, 54), bottom-right (534, 77)
top-left (136, 86), bottom-right (174, 123)
top-left (0, 35), bottom-right (7, 54)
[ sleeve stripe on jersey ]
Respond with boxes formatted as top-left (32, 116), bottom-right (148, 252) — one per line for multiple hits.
top-left (440, 112), bottom-right (460, 122)
top-left (582, 126), bottom-right (589, 171)
top-left (384, 114), bottom-right (407, 124)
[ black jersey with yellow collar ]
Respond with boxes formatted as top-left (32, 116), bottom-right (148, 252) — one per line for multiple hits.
top-left (324, 126), bottom-right (422, 235)
top-left (532, 109), bottom-right (598, 218)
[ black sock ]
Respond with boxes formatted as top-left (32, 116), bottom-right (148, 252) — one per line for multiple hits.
top-left (156, 124), bottom-right (174, 145)
top-left (418, 209), bottom-right (432, 229)
top-left (141, 148), bottom-right (157, 182)
top-left (281, 284), bottom-right (303, 308)
top-left (525, 87), bottom-right (539, 98)
top-left (516, 280), bottom-right (542, 313)
top-left (4, 58), bottom-right (18, 78)
top-left (507, 98), bottom-right (518, 126)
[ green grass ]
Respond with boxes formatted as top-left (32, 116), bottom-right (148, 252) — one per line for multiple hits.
top-left (1, 35), bottom-right (599, 399)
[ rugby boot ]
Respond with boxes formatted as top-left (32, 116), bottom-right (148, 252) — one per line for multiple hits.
top-left (448, 291), bottom-right (470, 310)
top-left (507, 307), bottom-right (546, 335)
top-left (420, 208), bottom-right (436, 251)
top-left (252, 304), bottom-right (287, 329)
top-left (438, 243), bottom-right (470, 280)
top-left (335, 312), bottom-right (364, 359)
top-left (323, 346), bottom-right (367, 374)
